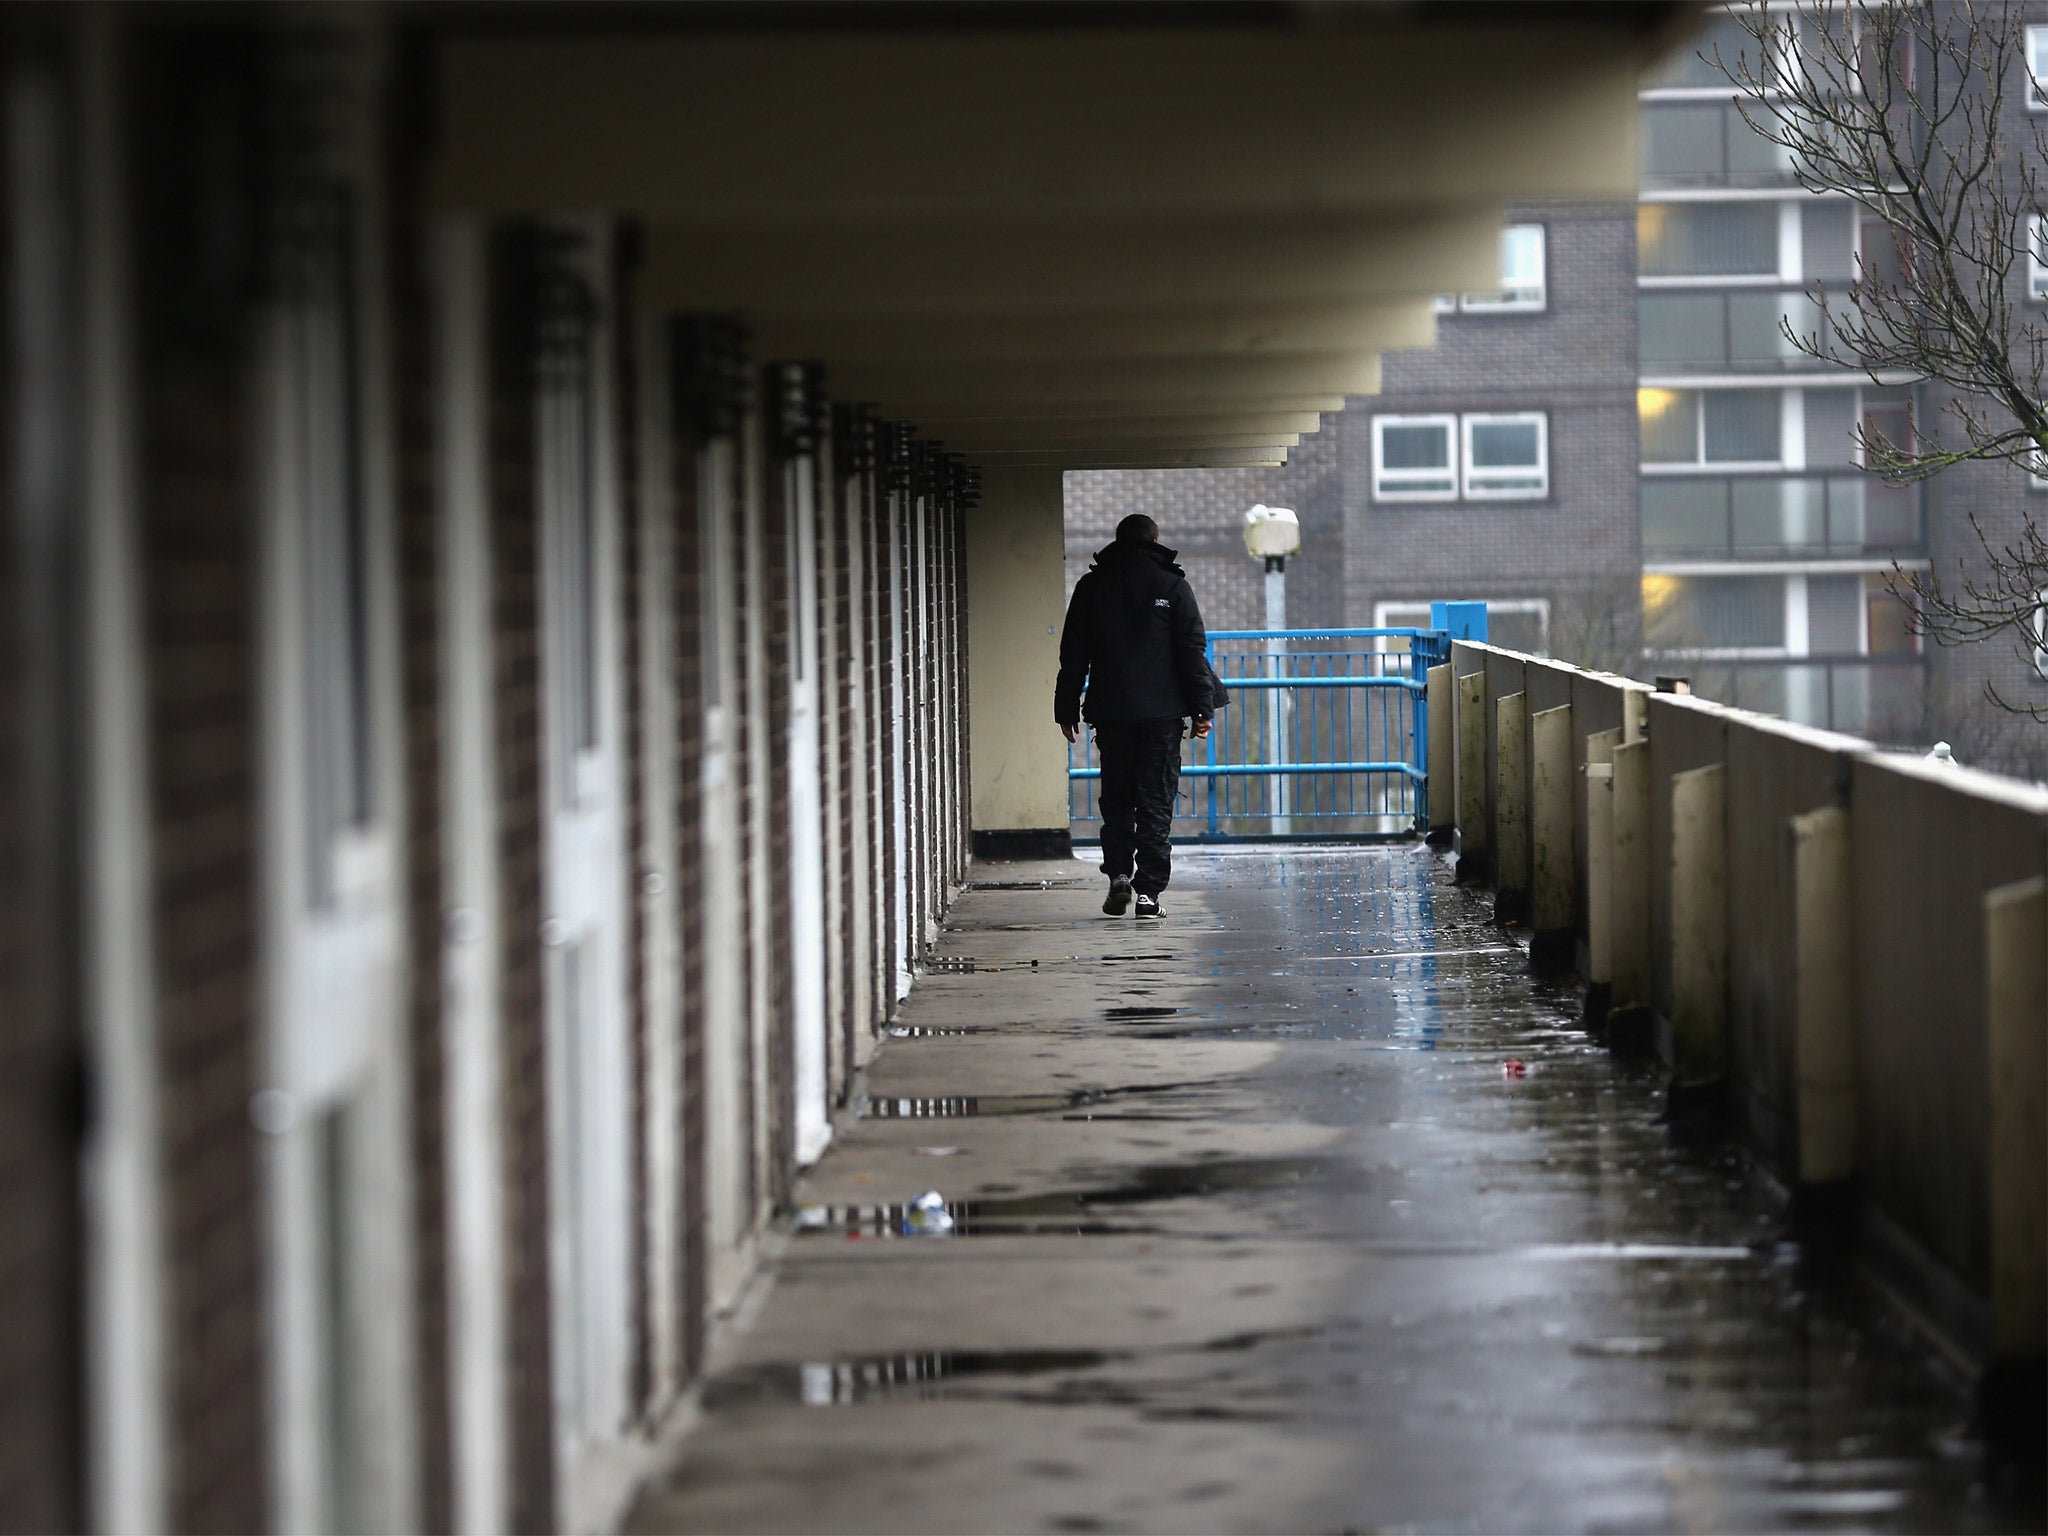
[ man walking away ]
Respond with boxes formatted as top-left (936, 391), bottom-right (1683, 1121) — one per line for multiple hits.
top-left (1055, 514), bottom-right (1220, 918)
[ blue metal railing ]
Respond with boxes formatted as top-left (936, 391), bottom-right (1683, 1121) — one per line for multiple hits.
top-left (1068, 627), bottom-right (1452, 842)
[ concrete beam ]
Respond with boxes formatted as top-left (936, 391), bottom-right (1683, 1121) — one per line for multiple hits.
top-left (914, 413), bottom-right (1328, 449)
top-left (1610, 739), bottom-right (1652, 1020)
top-left (1669, 763), bottom-right (1728, 1090)
top-left (1426, 665), bottom-right (1453, 834)
top-left (967, 452), bottom-right (1288, 470)
top-left (1495, 694), bottom-right (1530, 923)
top-left (746, 300), bottom-right (1438, 364)
top-left (828, 353), bottom-right (1382, 412)
top-left (1791, 805), bottom-right (1854, 1185)
top-left (1456, 671), bottom-right (1488, 879)
top-left (638, 212), bottom-right (1502, 315)
top-left (884, 395), bottom-right (1350, 424)
top-left (1531, 703), bottom-right (1574, 959)
top-left (965, 435), bottom-right (1299, 455)
top-left (436, 26), bottom-right (1647, 222)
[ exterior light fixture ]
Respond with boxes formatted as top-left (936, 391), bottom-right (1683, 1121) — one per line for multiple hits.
top-left (1242, 503), bottom-right (1301, 572)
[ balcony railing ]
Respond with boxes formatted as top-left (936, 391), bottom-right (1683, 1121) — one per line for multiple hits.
top-left (1642, 101), bottom-right (1802, 187)
top-left (1642, 473), bottom-right (1923, 559)
top-left (1639, 288), bottom-right (1884, 372)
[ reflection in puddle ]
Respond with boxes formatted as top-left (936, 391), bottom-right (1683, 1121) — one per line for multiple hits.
top-left (1102, 1005), bottom-right (1183, 1019)
top-left (705, 1349), bottom-right (1117, 1409)
top-left (795, 1157), bottom-right (1322, 1240)
top-left (859, 1080), bottom-right (1209, 1120)
top-left (705, 1325), bottom-right (1334, 1411)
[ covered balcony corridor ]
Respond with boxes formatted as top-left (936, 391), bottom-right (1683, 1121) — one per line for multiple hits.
top-left (627, 845), bottom-right (2006, 1534)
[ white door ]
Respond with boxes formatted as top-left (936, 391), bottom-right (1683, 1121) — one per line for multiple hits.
top-left (255, 30), bottom-right (416, 1533)
top-left (691, 426), bottom-right (753, 1306)
top-left (532, 226), bottom-right (633, 1479)
top-left (778, 376), bottom-right (831, 1164)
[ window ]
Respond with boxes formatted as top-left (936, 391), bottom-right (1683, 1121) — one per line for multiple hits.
top-left (2030, 212), bottom-right (2048, 301)
top-left (1373, 412), bottom-right (1550, 502)
top-left (1462, 413), bottom-right (1549, 497)
top-left (1640, 386), bottom-right (1783, 466)
top-left (1374, 599), bottom-right (1549, 656)
top-left (1638, 202), bottom-right (1779, 277)
top-left (2034, 589), bottom-right (2048, 678)
top-left (1459, 225), bottom-right (1547, 313)
top-left (1642, 15), bottom-right (1755, 92)
top-left (2027, 25), bottom-right (2047, 111)
top-left (1642, 573), bottom-right (1787, 652)
top-left (1371, 415), bottom-right (1456, 500)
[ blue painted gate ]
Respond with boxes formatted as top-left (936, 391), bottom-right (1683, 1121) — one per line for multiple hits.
top-left (1067, 627), bottom-right (1453, 843)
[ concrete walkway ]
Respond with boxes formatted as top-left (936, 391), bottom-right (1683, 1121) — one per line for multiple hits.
top-left (626, 847), bottom-right (2018, 1535)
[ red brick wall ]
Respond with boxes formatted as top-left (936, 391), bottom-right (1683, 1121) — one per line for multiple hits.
top-left (130, 25), bottom-right (271, 1532)
top-left (612, 237), bottom-right (654, 1423)
top-left (485, 224), bottom-right (558, 1536)
top-left (0, 25), bottom-right (86, 1528)
top-left (386, 34), bottom-right (454, 1530)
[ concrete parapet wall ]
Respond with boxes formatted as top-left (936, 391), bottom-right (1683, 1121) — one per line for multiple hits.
top-left (1437, 642), bottom-right (2048, 1381)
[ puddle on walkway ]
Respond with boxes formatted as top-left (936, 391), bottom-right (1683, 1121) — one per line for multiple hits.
top-left (858, 1080), bottom-right (1214, 1121)
top-left (795, 1157), bottom-right (1324, 1240)
top-left (704, 1326), bottom-right (1336, 1411)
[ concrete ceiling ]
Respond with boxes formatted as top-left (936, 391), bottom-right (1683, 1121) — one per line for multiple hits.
top-left (430, 4), bottom-right (1684, 468)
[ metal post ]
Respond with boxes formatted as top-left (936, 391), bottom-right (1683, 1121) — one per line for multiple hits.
top-left (1264, 556), bottom-right (1288, 835)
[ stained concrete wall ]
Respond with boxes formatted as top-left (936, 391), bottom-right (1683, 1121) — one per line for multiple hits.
top-left (968, 468), bottom-right (1071, 846)
top-left (1849, 756), bottom-right (2048, 1356)
top-left (1439, 640), bottom-right (2048, 1378)
top-left (1721, 721), bottom-right (1861, 1172)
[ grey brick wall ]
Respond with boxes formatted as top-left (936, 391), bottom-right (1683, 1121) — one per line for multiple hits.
top-left (1065, 203), bottom-right (1643, 674)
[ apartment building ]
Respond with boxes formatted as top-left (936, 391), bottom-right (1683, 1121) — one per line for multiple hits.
top-left (1636, 10), bottom-right (1927, 739)
top-left (1064, 203), bottom-right (1642, 668)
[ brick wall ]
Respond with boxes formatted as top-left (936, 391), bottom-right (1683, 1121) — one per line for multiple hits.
top-left (131, 26), bottom-right (271, 1532)
top-left (613, 237), bottom-right (654, 1422)
top-left (386, 34), bottom-right (453, 1529)
top-left (1065, 203), bottom-right (1643, 675)
top-left (485, 224), bottom-right (558, 1536)
top-left (0, 25), bottom-right (86, 1529)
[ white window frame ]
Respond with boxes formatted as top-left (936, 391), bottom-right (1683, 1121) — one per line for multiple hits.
top-left (1458, 224), bottom-right (1548, 314)
top-left (2026, 24), bottom-right (2047, 111)
top-left (1639, 384), bottom-right (1791, 473)
top-left (1371, 413), bottom-right (1458, 502)
top-left (2033, 588), bottom-right (2048, 678)
top-left (2029, 211), bottom-right (2048, 301)
top-left (1461, 412), bottom-right (1550, 499)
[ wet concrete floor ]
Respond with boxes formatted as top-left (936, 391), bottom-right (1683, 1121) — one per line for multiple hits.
top-left (626, 846), bottom-right (2035, 1534)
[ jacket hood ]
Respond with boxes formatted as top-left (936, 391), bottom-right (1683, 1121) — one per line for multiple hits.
top-left (1092, 538), bottom-right (1184, 575)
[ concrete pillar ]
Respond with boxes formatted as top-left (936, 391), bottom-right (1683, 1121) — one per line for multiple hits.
top-left (1530, 704), bottom-right (1573, 961)
top-left (1986, 874), bottom-right (2046, 1362)
top-left (1668, 763), bottom-right (1728, 1089)
top-left (1583, 727), bottom-right (1623, 992)
top-left (1791, 806), bottom-right (1854, 1185)
top-left (1455, 669), bottom-right (1487, 878)
top-left (1494, 693), bottom-right (1528, 922)
top-left (1426, 663), bottom-right (1452, 836)
top-left (1609, 738), bottom-right (1651, 1020)
top-left (966, 467), bottom-right (1070, 857)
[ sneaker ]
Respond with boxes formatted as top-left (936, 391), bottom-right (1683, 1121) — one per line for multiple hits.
top-left (1102, 876), bottom-right (1133, 916)
top-left (1134, 893), bottom-right (1162, 918)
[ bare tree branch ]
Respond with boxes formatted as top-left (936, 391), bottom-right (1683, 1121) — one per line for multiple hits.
top-left (1713, 0), bottom-right (2048, 717)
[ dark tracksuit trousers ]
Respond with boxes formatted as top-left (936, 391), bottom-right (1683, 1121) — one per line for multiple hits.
top-left (1093, 720), bottom-right (1184, 896)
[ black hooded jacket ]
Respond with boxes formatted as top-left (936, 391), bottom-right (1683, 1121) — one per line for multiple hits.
top-left (1054, 539), bottom-right (1219, 726)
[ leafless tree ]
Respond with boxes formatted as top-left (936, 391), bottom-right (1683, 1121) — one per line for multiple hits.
top-left (1715, 0), bottom-right (2048, 719)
